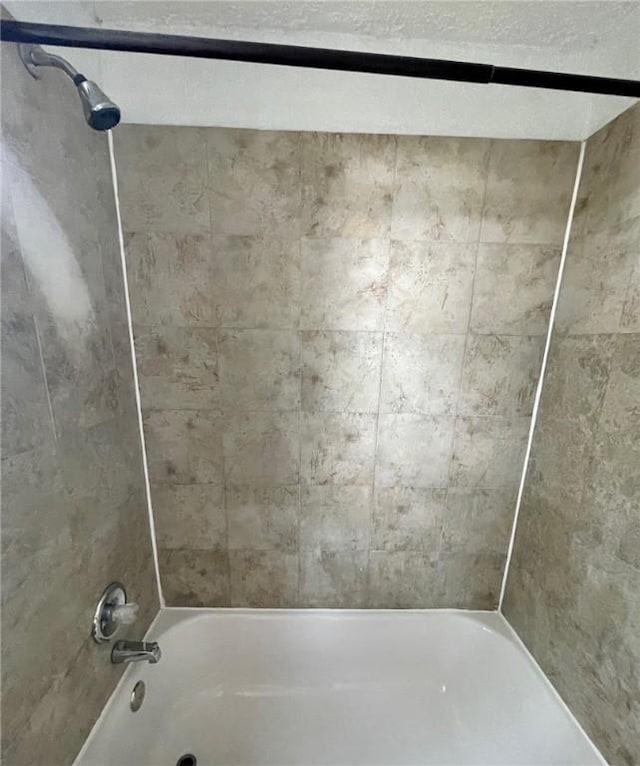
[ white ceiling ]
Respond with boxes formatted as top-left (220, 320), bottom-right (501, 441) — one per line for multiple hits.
top-left (5, 1), bottom-right (640, 140)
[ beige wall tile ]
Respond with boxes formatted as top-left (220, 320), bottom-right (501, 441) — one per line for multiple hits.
top-left (208, 128), bottom-right (301, 237)
top-left (212, 235), bottom-right (301, 329)
top-left (301, 132), bottom-right (396, 238)
top-left (438, 551), bottom-right (505, 609)
top-left (116, 125), bottom-right (210, 234)
top-left (380, 333), bottom-right (465, 415)
top-left (376, 414), bottom-right (454, 488)
top-left (367, 551), bottom-right (442, 608)
top-left (385, 241), bottom-right (476, 333)
top-left (1, 44), bottom-right (158, 765)
top-left (159, 548), bottom-right (229, 606)
top-left (458, 334), bottom-right (545, 416)
top-left (125, 232), bottom-right (216, 326)
top-left (223, 411), bottom-right (300, 486)
top-left (480, 140), bottom-right (578, 244)
top-left (450, 416), bottom-right (530, 488)
top-left (300, 485), bottom-right (372, 550)
top-left (621, 257), bottom-right (640, 332)
top-left (300, 238), bottom-right (389, 331)
top-left (219, 329), bottom-right (301, 411)
top-left (152, 483), bottom-right (226, 550)
top-left (144, 409), bottom-right (224, 485)
top-left (442, 488), bottom-right (516, 556)
top-left (504, 105), bottom-right (640, 765)
top-left (302, 330), bottom-right (383, 413)
top-left (555, 225), bottom-right (639, 334)
top-left (300, 548), bottom-right (368, 607)
top-left (301, 412), bottom-right (377, 485)
top-left (135, 326), bottom-right (219, 410)
top-left (470, 244), bottom-right (561, 335)
top-left (229, 550), bottom-right (298, 607)
top-left (372, 487), bottom-right (446, 552)
top-left (227, 485), bottom-right (299, 551)
top-left (392, 136), bottom-right (489, 242)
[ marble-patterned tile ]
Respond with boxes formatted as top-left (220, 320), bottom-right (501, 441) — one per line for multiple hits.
top-left (598, 333), bottom-right (640, 433)
top-left (229, 550), bottom-right (298, 607)
top-left (442, 488), bottom-right (516, 556)
top-left (376, 414), bottom-right (454, 488)
top-left (125, 231), bottom-right (215, 327)
top-left (438, 551), bottom-right (505, 609)
top-left (537, 334), bottom-right (615, 428)
top-left (1, 182), bottom-right (31, 322)
top-left (300, 548), bottom-right (368, 608)
top-left (300, 485), bottom-right (372, 551)
top-left (392, 136), bottom-right (489, 242)
top-left (449, 416), bottom-right (530, 489)
top-left (301, 412), bottom-right (376, 485)
top-left (300, 238), bottom-right (389, 331)
top-left (525, 418), bottom-right (594, 513)
top-left (372, 487), bottom-right (446, 552)
top-left (36, 313), bottom-right (120, 436)
top-left (380, 333), bottom-right (465, 415)
top-left (301, 132), bottom-right (396, 237)
top-left (555, 225), bottom-right (639, 334)
top-left (301, 330), bottom-right (383, 413)
top-left (219, 329), bottom-right (301, 411)
top-left (574, 103), bottom-right (640, 237)
top-left (458, 334), bottom-right (545, 416)
top-left (212, 235), bottom-right (301, 329)
top-left (208, 128), bottom-right (302, 237)
top-left (621, 256), bottom-right (640, 332)
top-left (223, 411), bottom-right (299, 487)
top-left (227, 485), bottom-right (299, 551)
top-left (480, 140), bottom-right (578, 244)
top-left (116, 125), bottom-right (210, 234)
top-left (367, 551), bottom-right (443, 609)
top-left (385, 241), bottom-right (476, 333)
top-left (1, 314), bottom-right (55, 456)
top-left (143, 409), bottom-right (224, 485)
top-left (159, 548), bottom-right (229, 607)
top-left (152, 483), bottom-right (226, 550)
top-left (135, 325), bottom-right (219, 410)
top-left (470, 244), bottom-right (561, 335)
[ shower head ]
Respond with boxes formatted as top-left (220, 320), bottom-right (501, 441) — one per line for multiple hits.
top-left (75, 77), bottom-right (121, 131)
top-left (18, 43), bottom-right (120, 131)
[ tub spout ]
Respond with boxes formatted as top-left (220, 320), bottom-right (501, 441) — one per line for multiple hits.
top-left (111, 640), bottom-right (161, 665)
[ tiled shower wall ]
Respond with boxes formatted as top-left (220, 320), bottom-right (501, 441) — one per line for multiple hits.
top-left (504, 104), bottom-right (640, 764)
top-left (116, 125), bottom-right (578, 608)
top-left (0, 39), bottom-right (158, 765)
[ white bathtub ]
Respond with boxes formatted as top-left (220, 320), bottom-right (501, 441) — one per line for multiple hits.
top-left (76, 610), bottom-right (603, 766)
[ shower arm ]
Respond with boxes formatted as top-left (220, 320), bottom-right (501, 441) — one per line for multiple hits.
top-left (19, 44), bottom-right (83, 82)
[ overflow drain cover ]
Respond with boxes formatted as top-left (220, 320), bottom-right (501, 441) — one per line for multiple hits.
top-left (177, 755), bottom-right (197, 766)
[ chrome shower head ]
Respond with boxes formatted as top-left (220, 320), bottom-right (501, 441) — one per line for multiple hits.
top-left (18, 43), bottom-right (121, 132)
top-left (75, 77), bottom-right (121, 131)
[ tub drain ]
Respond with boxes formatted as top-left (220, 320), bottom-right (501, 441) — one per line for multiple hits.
top-left (176, 755), bottom-right (196, 766)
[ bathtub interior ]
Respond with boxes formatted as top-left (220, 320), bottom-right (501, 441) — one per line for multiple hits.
top-left (76, 610), bottom-right (604, 766)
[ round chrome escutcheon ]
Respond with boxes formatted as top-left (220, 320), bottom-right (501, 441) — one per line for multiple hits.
top-left (130, 680), bottom-right (145, 712)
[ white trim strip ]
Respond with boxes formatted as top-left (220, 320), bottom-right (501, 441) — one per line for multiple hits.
top-left (497, 613), bottom-right (606, 764)
top-left (498, 140), bottom-right (586, 611)
top-left (107, 130), bottom-right (165, 607)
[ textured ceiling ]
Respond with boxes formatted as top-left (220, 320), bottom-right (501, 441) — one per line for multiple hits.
top-left (4, 1), bottom-right (639, 139)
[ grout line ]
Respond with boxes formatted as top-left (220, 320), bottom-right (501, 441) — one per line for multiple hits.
top-left (497, 612), bottom-right (606, 764)
top-left (497, 141), bottom-right (586, 612)
top-left (107, 130), bottom-right (165, 608)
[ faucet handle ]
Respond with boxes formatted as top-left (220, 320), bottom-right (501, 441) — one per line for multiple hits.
top-left (111, 602), bottom-right (139, 625)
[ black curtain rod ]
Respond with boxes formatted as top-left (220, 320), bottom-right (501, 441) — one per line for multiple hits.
top-left (2, 19), bottom-right (639, 98)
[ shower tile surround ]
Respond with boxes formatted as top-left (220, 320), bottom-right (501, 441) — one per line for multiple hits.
top-left (504, 103), bottom-right (640, 764)
top-left (0, 37), bottom-right (158, 766)
top-left (117, 126), bottom-right (578, 609)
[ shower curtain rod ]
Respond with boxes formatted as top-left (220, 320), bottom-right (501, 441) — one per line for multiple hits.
top-left (2, 19), bottom-right (639, 98)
